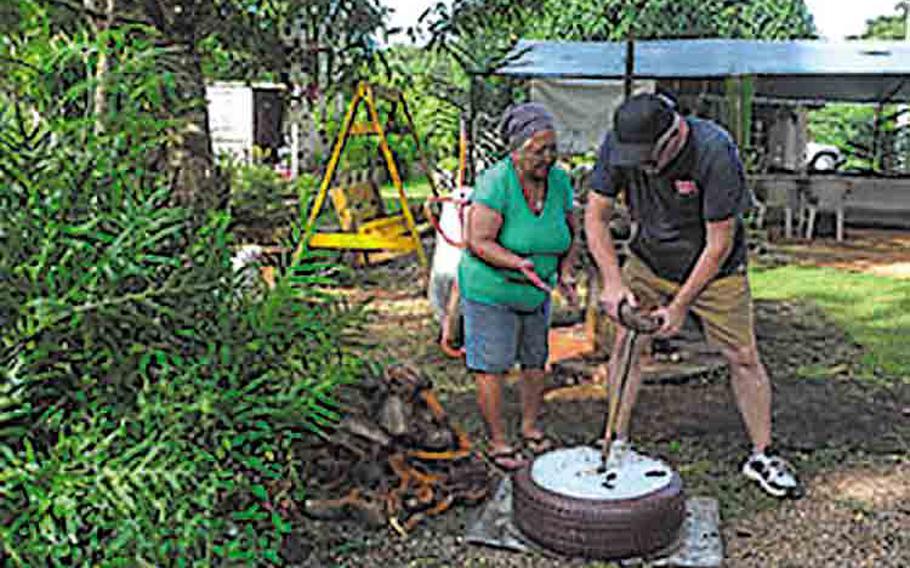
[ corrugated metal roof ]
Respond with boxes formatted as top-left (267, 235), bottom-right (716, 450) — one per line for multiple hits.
top-left (495, 39), bottom-right (910, 102)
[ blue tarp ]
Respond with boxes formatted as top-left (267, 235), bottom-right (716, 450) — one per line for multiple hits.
top-left (495, 39), bottom-right (910, 102)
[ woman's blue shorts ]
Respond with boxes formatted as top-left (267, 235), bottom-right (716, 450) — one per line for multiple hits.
top-left (461, 297), bottom-right (550, 374)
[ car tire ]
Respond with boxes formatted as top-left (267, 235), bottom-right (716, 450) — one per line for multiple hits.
top-left (512, 455), bottom-right (686, 560)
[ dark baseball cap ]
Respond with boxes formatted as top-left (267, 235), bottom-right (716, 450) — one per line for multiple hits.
top-left (609, 93), bottom-right (676, 166)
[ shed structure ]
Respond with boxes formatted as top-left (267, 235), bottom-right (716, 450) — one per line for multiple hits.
top-left (493, 39), bottom-right (910, 233)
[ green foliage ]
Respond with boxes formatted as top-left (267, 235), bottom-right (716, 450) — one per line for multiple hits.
top-left (394, 3), bottom-right (534, 174)
top-left (377, 46), bottom-right (473, 166)
top-left (856, 2), bottom-right (909, 40)
top-left (198, 0), bottom-right (391, 92)
top-left (1, 4), bottom-right (363, 564)
top-left (858, 14), bottom-right (906, 40)
top-left (224, 159), bottom-right (298, 241)
top-left (418, 1), bottom-right (542, 73)
top-left (809, 104), bottom-right (880, 171)
top-left (526, 0), bottom-right (817, 41)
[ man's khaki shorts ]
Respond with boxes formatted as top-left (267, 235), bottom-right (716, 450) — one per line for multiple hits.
top-left (622, 255), bottom-right (755, 350)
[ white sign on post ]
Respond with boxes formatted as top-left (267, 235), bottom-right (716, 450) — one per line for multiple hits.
top-left (206, 83), bottom-right (254, 161)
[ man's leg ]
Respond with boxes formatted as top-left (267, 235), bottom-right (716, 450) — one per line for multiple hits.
top-left (609, 325), bottom-right (647, 441)
top-left (726, 343), bottom-right (803, 499)
top-left (693, 274), bottom-right (771, 451)
top-left (694, 274), bottom-right (803, 498)
top-left (608, 256), bottom-right (666, 442)
top-left (720, 338), bottom-right (772, 453)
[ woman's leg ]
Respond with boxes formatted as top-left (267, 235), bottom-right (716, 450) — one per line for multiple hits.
top-left (517, 300), bottom-right (554, 450)
top-left (519, 368), bottom-right (547, 440)
top-left (476, 372), bottom-right (509, 450)
top-left (462, 298), bottom-right (522, 466)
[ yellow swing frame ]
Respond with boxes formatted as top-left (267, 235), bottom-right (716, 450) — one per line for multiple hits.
top-left (293, 82), bottom-right (437, 266)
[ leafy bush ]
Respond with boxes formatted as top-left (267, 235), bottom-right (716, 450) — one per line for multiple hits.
top-left (224, 159), bottom-right (299, 242)
top-left (1, 4), bottom-right (363, 565)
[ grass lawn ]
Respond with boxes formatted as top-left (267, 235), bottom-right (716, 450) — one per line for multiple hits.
top-left (750, 264), bottom-right (910, 380)
top-left (380, 177), bottom-right (434, 211)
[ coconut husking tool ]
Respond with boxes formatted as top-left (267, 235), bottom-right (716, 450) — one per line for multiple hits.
top-left (599, 300), bottom-right (662, 473)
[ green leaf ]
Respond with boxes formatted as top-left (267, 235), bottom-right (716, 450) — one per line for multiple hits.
top-left (251, 484), bottom-right (268, 501)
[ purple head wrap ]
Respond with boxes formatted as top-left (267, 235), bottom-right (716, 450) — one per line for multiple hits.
top-left (499, 102), bottom-right (556, 150)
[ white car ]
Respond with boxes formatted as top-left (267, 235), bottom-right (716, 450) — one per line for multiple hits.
top-left (805, 142), bottom-right (843, 172)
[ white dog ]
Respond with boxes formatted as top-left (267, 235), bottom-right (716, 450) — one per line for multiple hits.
top-left (427, 186), bottom-right (472, 354)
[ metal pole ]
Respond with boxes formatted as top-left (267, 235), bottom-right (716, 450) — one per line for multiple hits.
top-left (624, 34), bottom-right (635, 100)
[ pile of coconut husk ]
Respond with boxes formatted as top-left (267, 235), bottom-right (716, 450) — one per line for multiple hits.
top-left (299, 364), bottom-right (492, 535)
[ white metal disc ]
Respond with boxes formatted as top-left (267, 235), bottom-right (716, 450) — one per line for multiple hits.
top-left (530, 446), bottom-right (675, 501)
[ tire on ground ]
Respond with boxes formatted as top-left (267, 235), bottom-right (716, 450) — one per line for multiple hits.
top-left (512, 462), bottom-right (686, 560)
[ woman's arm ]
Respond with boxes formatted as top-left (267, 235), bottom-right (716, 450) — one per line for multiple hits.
top-left (466, 203), bottom-right (529, 270)
top-left (558, 212), bottom-right (579, 279)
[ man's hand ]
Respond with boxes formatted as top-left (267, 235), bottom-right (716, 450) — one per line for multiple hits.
top-left (651, 302), bottom-right (687, 338)
top-left (600, 284), bottom-right (637, 323)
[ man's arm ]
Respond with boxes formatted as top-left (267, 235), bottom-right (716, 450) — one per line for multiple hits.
top-left (654, 217), bottom-right (735, 336)
top-left (584, 192), bottom-right (636, 318)
top-left (584, 193), bottom-right (621, 286)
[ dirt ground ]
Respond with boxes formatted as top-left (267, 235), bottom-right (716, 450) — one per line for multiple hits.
top-left (768, 227), bottom-right (910, 279)
top-left (293, 232), bottom-right (910, 567)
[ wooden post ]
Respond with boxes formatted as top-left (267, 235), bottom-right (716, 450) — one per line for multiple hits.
top-left (740, 75), bottom-right (754, 154)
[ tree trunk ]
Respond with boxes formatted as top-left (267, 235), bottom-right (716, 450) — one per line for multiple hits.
top-left (86, 0), bottom-right (115, 133)
top-left (164, 41), bottom-right (221, 210)
top-left (143, 0), bottom-right (222, 210)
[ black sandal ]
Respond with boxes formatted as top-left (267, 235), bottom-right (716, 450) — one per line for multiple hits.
top-left (522, 433), bottom-right (556, 456)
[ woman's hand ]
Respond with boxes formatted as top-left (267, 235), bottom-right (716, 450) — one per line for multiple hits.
top-left (599, 284), bottom-right (637, 323)
top-left (515, 259), bottom-right (552, 293)
top-left (557, 272), bottom-right (579, 307)
top-left (650, 302), bottom-right (687, 338)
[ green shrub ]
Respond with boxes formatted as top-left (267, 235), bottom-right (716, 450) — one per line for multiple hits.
top-left (1, 4), bottom-right (363, 565)
top-left (223, 159), bottom-right (298, 242)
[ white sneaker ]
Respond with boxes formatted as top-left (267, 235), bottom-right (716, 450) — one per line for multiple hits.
top-left (742, 450), bottom-right (805, 499)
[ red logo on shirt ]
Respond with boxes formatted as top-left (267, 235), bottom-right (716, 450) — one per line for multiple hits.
top-left (674, 180), bottom-right (699, 195)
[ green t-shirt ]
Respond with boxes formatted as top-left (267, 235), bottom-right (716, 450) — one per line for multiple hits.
top-left (458, 157), bottom-right (574, 312)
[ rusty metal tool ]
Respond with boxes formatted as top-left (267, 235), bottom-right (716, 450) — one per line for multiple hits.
top-left (600, 300), bottom-right (661, 467)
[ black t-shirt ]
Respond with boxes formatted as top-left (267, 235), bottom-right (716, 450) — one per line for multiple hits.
top-left (591, 117), bottom-right (750, 283)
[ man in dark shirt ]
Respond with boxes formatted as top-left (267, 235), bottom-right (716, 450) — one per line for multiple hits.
top-left (585, 93), bottom-right (803, 499)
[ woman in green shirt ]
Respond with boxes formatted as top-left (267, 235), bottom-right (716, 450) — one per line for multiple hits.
top-left (459, 103), bottom-right (578, 471)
